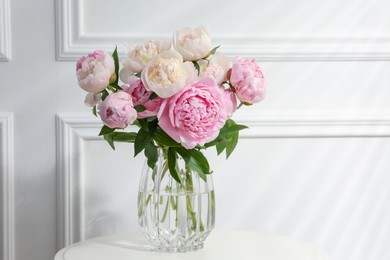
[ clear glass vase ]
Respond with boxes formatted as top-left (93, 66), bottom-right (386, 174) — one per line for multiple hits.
top-left (137, 147), bottom-right (215, 252)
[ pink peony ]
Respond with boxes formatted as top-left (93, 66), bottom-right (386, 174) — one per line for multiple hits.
top-left (229, 56), bottom-right (265, 104)
top-left (221, 88), bottom-right (237, 118)
top-left (158, 77), bottom-right (228, 149)
top-left (76, 50), bottom-right (115, 93)
top-left (98, 92), bottom-right (137, 129)
top-left (122, 76), bottom-right (163, 118)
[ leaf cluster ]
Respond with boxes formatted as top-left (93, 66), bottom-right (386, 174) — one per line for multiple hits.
top-left (204, 119), bottom-right (247, 158)
top-left (98, 118), bottom-right (247, 184)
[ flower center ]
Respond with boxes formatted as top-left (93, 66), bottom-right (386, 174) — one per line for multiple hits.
top-left (106, 108), bottom-right (114, 117)
top-left (179, 32), bottom-right (203, 47)
top-left (134, 42), bottom-right (159, 63)
top-left (203, 64), bottom-right (223, 78)
top-left (177, 94), bottom-right (218, 133)
top-left (149, 58), bottom-right (186, 87)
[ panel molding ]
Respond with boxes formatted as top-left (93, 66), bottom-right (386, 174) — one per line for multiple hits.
top-left (56, 115), bottom-right (98, 249)
top-left (55, 0), bottom-right (390, 61)
top-left (0, 0), bottom-right (11, 61)
top-left (0, 113), bottom-right (14, 260)
top-left (236, 111), bottom-right (390, 138)
top-left (56, 111), bottom-right (390, 248)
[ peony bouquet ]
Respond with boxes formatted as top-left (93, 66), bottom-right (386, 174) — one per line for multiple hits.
top-left (76, 26), bottom-right (265, 183)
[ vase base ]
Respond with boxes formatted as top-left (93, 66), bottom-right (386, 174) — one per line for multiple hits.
top-left (153, 243), bottom-right (204, 253)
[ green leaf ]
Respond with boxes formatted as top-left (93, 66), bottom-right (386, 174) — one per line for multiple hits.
top-left (146, 116), bottom-right (157, 122)
top-left (147, 119), bottom-right (158, 134)
top-left (144, 141), bottom-right (158, 169)
top-left (109, 83), bottom-right (122, 91)
top-left (152, 128), bottom-right (181, 147)
top-left (134, 104), bottom-right (146, 112)
top-left (134, 128), bottom-right (151, 157)
top-left (216, 141), bottom-right (226, 155)
top-left (112, 46), bottom-right (119, 84)
top-left (176, 147), bottom-right (211, 175)
top-left (107, 84), bottom-right (116, 92)
top-left (192, 61), bottom-right (200, 76)
top-left (218, 123), bottom-right (248, 137)
top-left (112, 132), bottom-right (137, 142)
top-left (215, 119), bottom-right (243, 158)
top-left (99, 125), bottom-right (115, 136)
top-left (132, 120), bottom-right (141, 129)
top-left (92, 106), bottom-right (97, 117)
top-left (103, 133), bottom-right (115, 150)
top-left (148, 92), bottom-right (158, 100)
top-left (205, 119), bottom-right (240, 152)
top-left (167, 148), bottom-right (181, 183)
top-left (137, 118), bottom-right (149, 131)
top-left (225, 132), bottom-right (239, 158)
top-left (203, 45), bottom-right (221, 59)
top-left (114, 83), bottom-right (122, 90)
top-left (101, 89), bottom-right (109, 101)
top-left (204, 136), bottom-right (229, 148)
top-left (209, 45), bottom-right (220, 55)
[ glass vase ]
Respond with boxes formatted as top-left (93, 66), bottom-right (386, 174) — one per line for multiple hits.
top-left (137, 147), bottom-right (215, 252)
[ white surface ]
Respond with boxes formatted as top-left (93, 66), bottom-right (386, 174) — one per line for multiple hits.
top-left (0, 0), bottom-right (390, 260)
top-left (54, 231), bottom-right (329, 260)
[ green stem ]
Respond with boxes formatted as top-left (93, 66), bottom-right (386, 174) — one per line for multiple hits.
top-left (170, 195), bottom-right (177, 210)
top-left (146, 194), bottom-right (151, 205)
top-left (183, 169), bottom-right (205, 232)
top-left (161, 196), bottom-right (170, 222)
top-left (143, 149), bottom-right (206, 232)
top-left (186, 196), bottom-right (198, 231)
top-left (107, 84), bottom-right (116, 92)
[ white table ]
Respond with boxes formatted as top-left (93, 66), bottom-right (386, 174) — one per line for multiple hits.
top-left (54, 230), bottom-right (329, 260)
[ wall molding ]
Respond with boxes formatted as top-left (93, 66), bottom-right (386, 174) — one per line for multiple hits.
top-left (56, 115), bottom-right (97, 249)
top-left (0, 0), bottom-right (11, 61)
top-left (0, 113), bottom-right (14, 260)
top-left (56, 111), bottom-right (390, 248)
top-left (55, 0), bottom-right (390, 61)
top-left (236, 111), bottom-right (390, 138)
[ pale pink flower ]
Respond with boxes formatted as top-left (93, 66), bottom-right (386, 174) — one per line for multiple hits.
top-left (173, 25), bottom-right (211, 61)
top-left (141, 50), bottom-right (196, 98)
top-left (98, 92), bottom-right (137, 129)
top-left (121, 40), bottom-right (171, 74)
top-left (199, 52), bottom-right (230, 84)
top-left (229, 56), bottom-right (265, 104)
top-left (122, 76), bottom-right (163, 118)
top-left (76, 50), bottom-right (115, 93)
top-left (158, 77), bottom-right (227, 149)
top-left (84, 93), bottom-right (102, 107)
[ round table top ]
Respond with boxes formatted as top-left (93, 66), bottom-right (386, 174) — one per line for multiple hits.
top-left (54, 230), bottom-right (329, 260)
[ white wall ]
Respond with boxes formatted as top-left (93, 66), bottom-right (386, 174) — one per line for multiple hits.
top-left (1, 0), bottom-right (390, 259)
